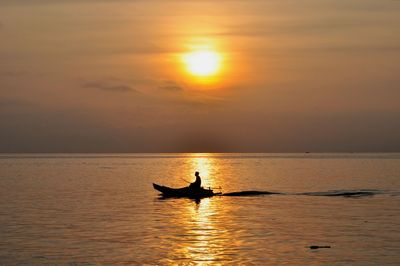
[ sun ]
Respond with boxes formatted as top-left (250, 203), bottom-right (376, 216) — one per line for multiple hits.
top-left (183, 50), bottom-right (221, 77)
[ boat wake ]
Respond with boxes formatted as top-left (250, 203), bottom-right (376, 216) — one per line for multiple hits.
top-left (221, 189), bottom-right (393, 198)
top-left (222, 191), bottom-right (281, 196)
top-left (300, 189), bottom-right (379, 197)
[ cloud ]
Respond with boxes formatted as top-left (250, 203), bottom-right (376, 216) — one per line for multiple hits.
top-left (0, 98), bottom-right (27, 107)
top-left (158, 80), bottom-right (184, 91)
top-left (214, 15), bottom-right (397, 39)
top-left (0, 97), bottom-right (33, 113)
top-left (0, 70), bottom-right (28, 78)
top-left (82, 81), bottom-right (136, 92)
top-left (155, 80), bottom-right (228, 107)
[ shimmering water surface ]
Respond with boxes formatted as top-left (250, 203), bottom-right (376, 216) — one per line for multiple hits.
top-left (0, 153), bottom-right (399, 265)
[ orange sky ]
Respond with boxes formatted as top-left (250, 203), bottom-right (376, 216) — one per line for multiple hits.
top-left (1, 0), bottom-right (399, 152)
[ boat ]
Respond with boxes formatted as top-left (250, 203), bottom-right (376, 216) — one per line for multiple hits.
top-left (153, 183), bottom-right (220, 198)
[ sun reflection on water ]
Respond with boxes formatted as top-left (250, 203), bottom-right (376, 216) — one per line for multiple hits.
top-left (187, 154), bottom-right (219, 189)
top-left (182, 198), bottom-right (219, 264)
top-left (156, 154), bottom-right (231, 265)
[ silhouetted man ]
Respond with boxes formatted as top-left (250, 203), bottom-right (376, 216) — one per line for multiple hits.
top-left (189, 171), bottom-right (201, 189)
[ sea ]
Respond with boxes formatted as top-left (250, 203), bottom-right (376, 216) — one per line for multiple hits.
top-left (0, 153), bottom-right (399, 265)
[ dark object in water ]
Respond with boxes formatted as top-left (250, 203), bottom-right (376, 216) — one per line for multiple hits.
top-left (222, 190), bottom-right (281, 196)
top-left (309, 245), bottom-right (331, 249)
top-left (153, 183), bottom-right (220, 199)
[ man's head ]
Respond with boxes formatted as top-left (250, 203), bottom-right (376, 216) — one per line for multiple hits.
top-left (195, 171), bottom-right (199, 177)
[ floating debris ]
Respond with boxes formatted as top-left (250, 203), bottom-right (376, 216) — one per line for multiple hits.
top-left (309, 245), bottom-right (331, 249)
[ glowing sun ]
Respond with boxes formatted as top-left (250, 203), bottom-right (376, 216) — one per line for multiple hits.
top-left (183, 50), bottom-right (221, 77)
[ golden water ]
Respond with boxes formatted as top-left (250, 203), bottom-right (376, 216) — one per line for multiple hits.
top-left (0, 153), bottom-right (399, 265)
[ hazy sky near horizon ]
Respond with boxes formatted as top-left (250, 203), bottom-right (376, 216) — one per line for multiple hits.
top-left (1, 0), bottom-right (399, 152)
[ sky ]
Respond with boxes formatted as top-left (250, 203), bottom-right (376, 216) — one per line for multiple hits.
top-left (0, 0), bottom-right (399, 152)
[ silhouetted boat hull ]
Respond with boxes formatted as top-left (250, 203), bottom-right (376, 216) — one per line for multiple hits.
top-left (153, 183), bottom-right (218, 198)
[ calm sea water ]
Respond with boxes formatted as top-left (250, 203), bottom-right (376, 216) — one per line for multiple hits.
top-left (0, 153), bottom-right (399, 265)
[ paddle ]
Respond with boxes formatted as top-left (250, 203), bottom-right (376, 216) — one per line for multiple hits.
top-left (180, 177), bottom-right (191, 183)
